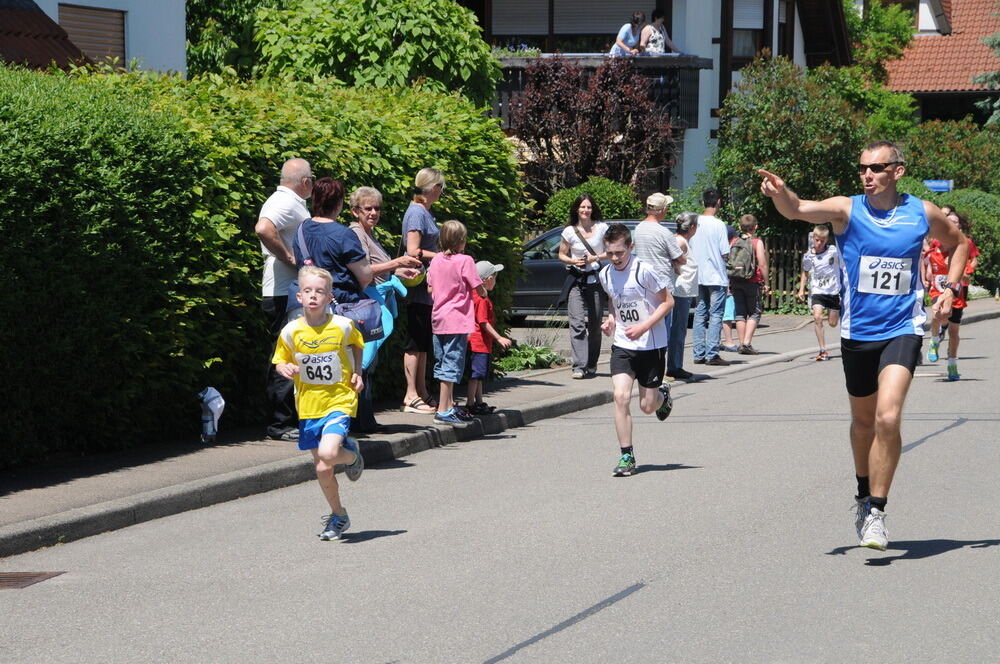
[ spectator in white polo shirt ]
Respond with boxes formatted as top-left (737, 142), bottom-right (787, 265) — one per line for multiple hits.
top-left (254, 157), bottom-right (313, 440)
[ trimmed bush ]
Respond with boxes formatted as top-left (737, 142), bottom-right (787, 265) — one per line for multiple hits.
top-left (542, 178), bottom-right (641, 230)
top-left (254, 0), bottom-right (500, 108)
top-left (0, 65), bottom-right (523, 468)
top-left (903, 119), bottom-right (1000, 194)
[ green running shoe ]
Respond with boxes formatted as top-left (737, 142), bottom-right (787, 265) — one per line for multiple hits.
top-left (613, 453), bottom-right (636, 477)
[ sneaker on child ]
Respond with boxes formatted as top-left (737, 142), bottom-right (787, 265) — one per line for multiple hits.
top-left (613, 453), bottom-right (636, 477)
top-left (319, 511), bottom-right (350, 541)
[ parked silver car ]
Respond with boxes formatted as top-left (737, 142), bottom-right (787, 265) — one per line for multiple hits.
top-left (510, 220), bottom-right (678, 319)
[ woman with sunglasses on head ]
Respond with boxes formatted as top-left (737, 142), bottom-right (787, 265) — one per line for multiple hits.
top-left (400, 168), bottom-right (446, 414)
top-left (347, 187), bottom-right (423, 431)
top-left (610, 11), bottom-right (645, 56)
top-left (925, 205), bottom-right (979, 380)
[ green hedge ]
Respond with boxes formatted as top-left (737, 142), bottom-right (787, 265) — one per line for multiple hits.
top-left (0, 65), bottom-right (522, 468)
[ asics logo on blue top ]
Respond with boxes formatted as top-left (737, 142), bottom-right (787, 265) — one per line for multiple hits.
top-left (868, 258), bottom-right (907, 271)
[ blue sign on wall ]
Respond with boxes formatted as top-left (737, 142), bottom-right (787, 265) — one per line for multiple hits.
top-left (923, 180), bottom-right (954, 192)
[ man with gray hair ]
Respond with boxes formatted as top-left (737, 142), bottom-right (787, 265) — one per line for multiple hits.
top-left (255, 157), bottom-right (313, 440)
top-left (633, 192), bottom-right (685, 356)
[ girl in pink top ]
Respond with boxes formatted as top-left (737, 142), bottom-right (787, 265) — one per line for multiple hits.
top-left (427, 220), bottom-right (485, 423)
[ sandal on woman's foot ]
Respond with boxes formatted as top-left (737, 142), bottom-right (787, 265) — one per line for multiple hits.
top-left (424, 397), bottom-right (438, 408)
top-left (402, 398), bottom-right (435, 414)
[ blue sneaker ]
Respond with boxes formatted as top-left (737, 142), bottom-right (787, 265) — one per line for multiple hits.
top-left (433, 408), bottom-right (466, 425)
top-left (927, 337), bottom-right (939, 363)
top-left (947, 362), bottom-right (960, 381)
top-left (342, 437), bottom-right (363, 481)
top-left (319, 512), bottom-right (350, 541)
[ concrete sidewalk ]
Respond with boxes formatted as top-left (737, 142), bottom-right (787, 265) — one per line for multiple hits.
top-left (3, 300), bottom-right (998, 557)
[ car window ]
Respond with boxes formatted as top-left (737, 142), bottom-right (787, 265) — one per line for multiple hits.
top-left (524, 230), bottom-right (563, 260)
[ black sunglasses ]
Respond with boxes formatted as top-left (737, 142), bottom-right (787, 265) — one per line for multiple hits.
top-left (857, 161), bottom-right (903, 174)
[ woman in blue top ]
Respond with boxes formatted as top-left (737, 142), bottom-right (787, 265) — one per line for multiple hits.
top-left (610, 11), bottom-right (645, 56)
top-left (400, 168), bottom-right (445, 414)
top-left (759, 140), bottom-right (967, 553)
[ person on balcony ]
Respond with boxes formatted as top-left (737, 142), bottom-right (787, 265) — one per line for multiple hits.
top-left (610, 11), bottom-right (645, 56)
top-left (640, 9), bottom-right (680, 54)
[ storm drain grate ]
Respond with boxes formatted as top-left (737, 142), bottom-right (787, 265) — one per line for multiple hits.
top-left (0, 572), bottom-right (65, 589)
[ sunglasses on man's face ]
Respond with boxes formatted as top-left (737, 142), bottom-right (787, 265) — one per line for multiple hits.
top-left (857, 161), bottom-right (902, 174)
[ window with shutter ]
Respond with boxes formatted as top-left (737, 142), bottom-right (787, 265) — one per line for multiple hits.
top-left (58, 4), bottom-right (125, 64)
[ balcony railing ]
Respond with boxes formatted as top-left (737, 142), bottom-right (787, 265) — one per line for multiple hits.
top-left (494, 54), bottom-right (713, 131)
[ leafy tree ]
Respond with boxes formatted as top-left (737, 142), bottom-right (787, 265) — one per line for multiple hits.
top-left (807, 64), bottom-right (915, 141)
top-left (712, 56), bottom-right (866, 233)
top-left (903, 118), bottom-right (1000, 193)
top-left (186, 0), bottom-right (281, 78)
top-left (973, 3), bottom-right (1000, 126)
top-left (841, 0), bottom-right (914, 84)
top-left (510, 57), bottom-right (676, 203)
top-left (253, 0), bottom-right (500, 107)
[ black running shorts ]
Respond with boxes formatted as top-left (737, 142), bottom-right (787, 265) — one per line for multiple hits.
top-left (610, 346), bottom-right (666, 388)
top-left (841, 334), bottom-right (922, 397)
top-left (810, 294), bottom-right (841, 311)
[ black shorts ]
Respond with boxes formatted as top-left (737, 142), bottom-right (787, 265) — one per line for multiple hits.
top-left (932, 296), bottom-right (965, 325)
top-left (841, 334), bottom-right (922, 397)
top-left (405, 302), bottom-right (433, 353)
top-left (730, 279), bottom-right (762, 321)
top-left (810, 294), bottom-right (841, 311)
top-left (609, 346), bottom-right (665, 388)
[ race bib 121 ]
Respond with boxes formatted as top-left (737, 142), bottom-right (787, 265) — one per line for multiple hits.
top-left (858, 255), bottom-right (912, 296)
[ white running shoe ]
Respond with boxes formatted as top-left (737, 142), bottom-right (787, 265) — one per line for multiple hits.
top-left (859, 507), bottom-right (888, 551)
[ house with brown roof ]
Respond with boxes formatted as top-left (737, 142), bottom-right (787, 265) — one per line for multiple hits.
top-left (885, 0), bottom-right (1000, 121)
top-left (1, 0), bottom-right (186, 74)
top-left (0, 0), bottom-right (86, 68)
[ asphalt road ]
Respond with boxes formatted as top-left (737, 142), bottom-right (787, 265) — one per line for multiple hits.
top-left (3, 322), bottom-right (999, 663)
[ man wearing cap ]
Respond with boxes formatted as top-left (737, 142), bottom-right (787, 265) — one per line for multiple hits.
top-left (633, 193), bottom-right (686, 370)
top-left (254, 157), bottom-right (313, 440)
top-left (465, 261), bottom-right (512, 415)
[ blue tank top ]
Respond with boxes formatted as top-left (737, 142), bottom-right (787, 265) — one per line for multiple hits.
top-left (837, 194), bottom-right (928, 341)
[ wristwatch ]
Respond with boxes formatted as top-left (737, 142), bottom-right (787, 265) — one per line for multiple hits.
top-left (943, 281), bottom-right (962, 297)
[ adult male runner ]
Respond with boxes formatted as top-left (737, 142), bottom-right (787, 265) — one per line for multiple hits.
top-left (759, 141), bottom-right (967, 550)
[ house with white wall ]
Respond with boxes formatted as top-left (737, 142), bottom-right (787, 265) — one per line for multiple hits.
top-left (461, 0), bottom-right (851, 191)
top-left (33, 0), bottom-right (186, 74)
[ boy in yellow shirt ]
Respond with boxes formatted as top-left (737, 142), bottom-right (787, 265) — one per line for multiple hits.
top-left (273, 266), bottom-right (365, 541)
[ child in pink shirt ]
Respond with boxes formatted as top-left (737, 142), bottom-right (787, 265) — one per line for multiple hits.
top-left (427, 220), bottom-right (485, 424)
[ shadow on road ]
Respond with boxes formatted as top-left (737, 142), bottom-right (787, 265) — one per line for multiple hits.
top-left (826, 538), bottom-right (1000, 565)
top-left (341, 529), bottom-right (408, 544)
top-left (635, 463), bottom-right (701, 474)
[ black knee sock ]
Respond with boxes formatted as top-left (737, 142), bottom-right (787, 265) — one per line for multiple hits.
top-left (856, 475), bottom-right (870, 501)
top-left (621, 446), bottom-right (634, 457)
top-left (868, 496), bottom-right (887, 512)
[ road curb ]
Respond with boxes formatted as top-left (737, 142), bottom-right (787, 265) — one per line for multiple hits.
top-left (3, 310), bottom-right (995, 558)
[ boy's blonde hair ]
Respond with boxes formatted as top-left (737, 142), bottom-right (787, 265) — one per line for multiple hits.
top-left (438, 219), bottom-right (467, 253)
top-left (298, 265), bottom-right (333, 290)
top-left (812, 224), bottom-right (830, 239)
top-left (739, 214), bottom-right (758, 233)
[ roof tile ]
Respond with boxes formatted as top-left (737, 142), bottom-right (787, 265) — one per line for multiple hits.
top-left (886, 0), bottom-right (1000, 93)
